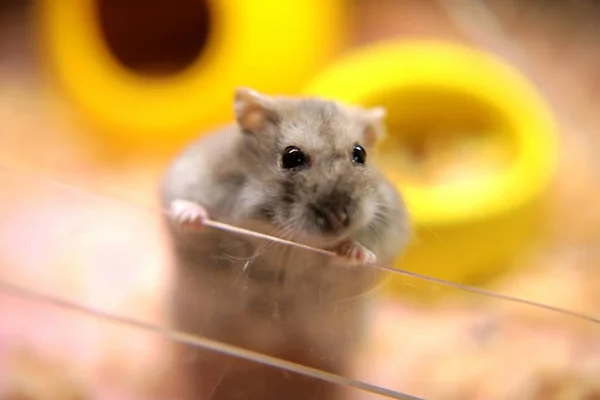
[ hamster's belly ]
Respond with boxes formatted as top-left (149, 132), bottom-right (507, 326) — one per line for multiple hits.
top-left (167, 226), bottom-right (382, 400)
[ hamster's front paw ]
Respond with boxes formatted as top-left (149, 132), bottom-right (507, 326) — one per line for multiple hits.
top-left (332, 238), bottom-right (377, 265)
top-left (169, 199), bottom-right (209, 231)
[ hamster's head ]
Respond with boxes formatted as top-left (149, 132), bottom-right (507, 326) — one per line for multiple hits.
top-left (233, 87), bottom-right (389, 242)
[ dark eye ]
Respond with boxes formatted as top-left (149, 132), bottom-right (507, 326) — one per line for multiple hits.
top-left (352, 144), bottom-right (367, 165)
top-left (281, 146), bottom-right (308, 170)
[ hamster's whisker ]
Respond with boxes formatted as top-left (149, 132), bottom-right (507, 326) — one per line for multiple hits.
top-left (252, 224), bottom-right (290, 254)
top-left (325, 270), bottom-right (393, 305)
top-left (366, 213), bottom-right (386, 240)
top-left (254, 224), bottom-right (296, 256)
top-left (220, 240), bottom-right (257, 262)
top-left (273, 246), bottom-right (292, 319)
top-left (370, 202), bottom-right (397, 211)
top-left (393, 204), bottom-right (441, 245)
top-left (373, 199), bottom-right (444, 246)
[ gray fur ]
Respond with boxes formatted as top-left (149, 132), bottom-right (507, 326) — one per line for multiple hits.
top-left (159, 88), bottom-right (411, 400)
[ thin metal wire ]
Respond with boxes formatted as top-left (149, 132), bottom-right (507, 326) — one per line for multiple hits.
top-left (202, 217), bottom-right (600, 324)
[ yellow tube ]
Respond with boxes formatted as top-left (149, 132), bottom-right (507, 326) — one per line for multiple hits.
top-left (303, 40), bottom-right (559, 291)
top-left (37, 0), bottom-right (345, 152)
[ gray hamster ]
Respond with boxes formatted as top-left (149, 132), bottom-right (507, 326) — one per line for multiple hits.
top-left (160, 87), bottom-right (410, 400)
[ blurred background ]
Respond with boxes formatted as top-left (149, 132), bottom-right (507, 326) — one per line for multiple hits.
top-left (1, 0), bottom-right (600, 399)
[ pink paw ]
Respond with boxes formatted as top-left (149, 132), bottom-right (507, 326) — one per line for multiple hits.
top-left (333, 239), bottom-right (377, 265)
top-left (169, 199), bottom-right (209, 231)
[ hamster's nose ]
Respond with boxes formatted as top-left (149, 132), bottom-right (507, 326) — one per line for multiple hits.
top-left (311, 204), bottom-right (350, 233)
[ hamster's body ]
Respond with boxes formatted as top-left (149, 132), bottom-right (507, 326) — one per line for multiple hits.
top-left (160, 88), bottom-right (410, 400)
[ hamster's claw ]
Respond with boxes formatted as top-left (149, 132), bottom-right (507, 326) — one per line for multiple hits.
top-left (169, 199), bottom-right (209, 231)
top-left (333, 239), bottom-right (377, 265)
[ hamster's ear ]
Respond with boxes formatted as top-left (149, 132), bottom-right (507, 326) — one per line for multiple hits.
top-left (234, 87), bottom-right (278, 133)
top-left (362, 106), bottom-right (387, 147)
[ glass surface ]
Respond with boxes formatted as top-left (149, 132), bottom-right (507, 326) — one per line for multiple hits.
top-left (0, 169), bottom-right (599, 400)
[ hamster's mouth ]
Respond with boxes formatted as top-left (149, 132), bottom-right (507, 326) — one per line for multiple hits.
top-left (267, 218), bottom-right (350, 248)
top-left (255, 203), bottom-right (357, 245)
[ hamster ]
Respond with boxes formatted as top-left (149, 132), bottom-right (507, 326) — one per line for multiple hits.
top-left (160, 88), bottom-right (411, 400)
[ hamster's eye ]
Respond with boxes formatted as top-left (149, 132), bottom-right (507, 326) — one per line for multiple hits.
top-left (352, 144), bottom-right (367, 165)
top-left (281, 146), bottom-right (308, 170)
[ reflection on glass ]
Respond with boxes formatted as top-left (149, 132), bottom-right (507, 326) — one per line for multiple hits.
top-left (0, 170), bottom-right (599, 399)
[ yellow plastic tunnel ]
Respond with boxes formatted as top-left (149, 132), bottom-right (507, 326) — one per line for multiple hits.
top-left (37, 0), bottom-right (345, 152)
top-left (303, 40), bottom-right (559, 293)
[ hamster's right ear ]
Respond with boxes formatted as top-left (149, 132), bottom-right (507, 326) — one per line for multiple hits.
top-left (234, 87), bottom-right (279, 133)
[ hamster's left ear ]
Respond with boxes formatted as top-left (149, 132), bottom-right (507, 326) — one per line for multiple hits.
top-left (362, 106), bottom-right (387, 148)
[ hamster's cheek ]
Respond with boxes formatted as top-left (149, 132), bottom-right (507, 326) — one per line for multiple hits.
top-left (234, 184), bottom-right (269, 220)
top-left (359, 196), bottom-right (379, 227)
top-left (284, 203), bottom-right (308, 232)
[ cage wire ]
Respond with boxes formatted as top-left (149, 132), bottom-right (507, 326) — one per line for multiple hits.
top-left (2, 1), bottom-right (600, 399)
